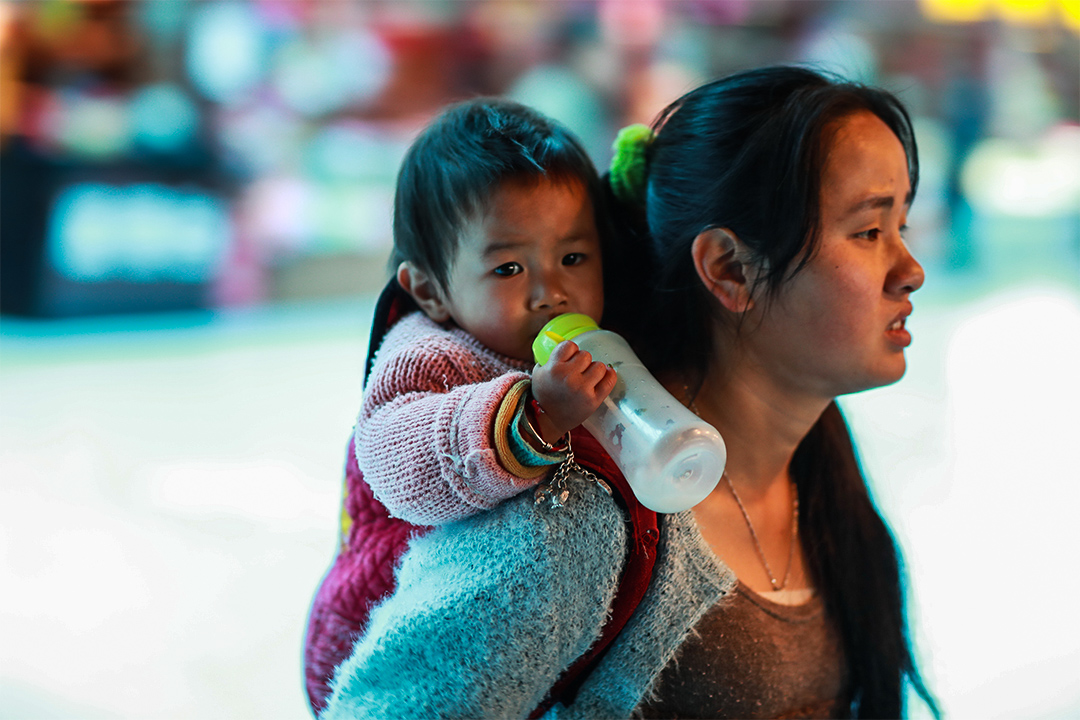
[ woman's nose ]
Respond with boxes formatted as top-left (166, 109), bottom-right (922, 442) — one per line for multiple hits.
top-left (886, 240), bottom-right (925, 296)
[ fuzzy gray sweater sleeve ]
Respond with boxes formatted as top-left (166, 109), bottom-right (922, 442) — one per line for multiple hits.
top-left (320, 474), bottom-right (628, 720)
top-left (320, 473), bottom-right (737, 720)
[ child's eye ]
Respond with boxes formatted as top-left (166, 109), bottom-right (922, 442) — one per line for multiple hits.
top-left (899, 224), bottom-right (909, 239)
top-left (854, 228), bottom-right (881, 241)
top-left (493, 262), bottom-right (522, 277)
top-left (562, 253), bottom-right (587, 266)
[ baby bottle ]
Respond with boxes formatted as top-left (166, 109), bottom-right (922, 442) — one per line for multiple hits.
top-left (533, 314), bottom-right (726, 513)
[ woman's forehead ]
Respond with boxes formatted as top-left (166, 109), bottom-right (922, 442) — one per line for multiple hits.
top-left (821, 112), bottom-right (910, 203)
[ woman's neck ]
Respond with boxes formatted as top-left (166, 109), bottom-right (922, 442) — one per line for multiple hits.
top-left (675, 352), bottom-right (831, 498)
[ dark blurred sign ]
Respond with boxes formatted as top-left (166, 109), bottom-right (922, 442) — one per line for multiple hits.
top-left (1, 139), bottom-right (231, 317)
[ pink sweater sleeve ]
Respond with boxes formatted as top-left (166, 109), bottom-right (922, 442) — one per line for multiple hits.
top-left (355, 329), bottom-right (535, 525)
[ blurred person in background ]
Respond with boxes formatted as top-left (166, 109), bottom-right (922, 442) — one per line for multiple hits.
top-left (320, 66), bottom-right (937, 720)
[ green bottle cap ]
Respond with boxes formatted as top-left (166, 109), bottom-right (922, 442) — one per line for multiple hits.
top-left (532, 313), bottom-right (600, 365)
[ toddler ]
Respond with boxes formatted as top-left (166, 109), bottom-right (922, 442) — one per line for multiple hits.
top-left (304, 97), bottom-right (617, 712)
top-left (361, 97), bottom-right (617, 523)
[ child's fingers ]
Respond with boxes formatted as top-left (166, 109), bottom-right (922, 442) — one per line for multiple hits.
top-left (581, 360), bottom-right (616, 393)
top-left (595, 364), bottom-right (618, 398)
top-left (547, 339), bottom-right (582, 365)
top-left (554, 344), bottom-right (600, 377)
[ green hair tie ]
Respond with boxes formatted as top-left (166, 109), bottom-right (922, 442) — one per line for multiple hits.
top-left (609, 123), bottom-right (654, 207)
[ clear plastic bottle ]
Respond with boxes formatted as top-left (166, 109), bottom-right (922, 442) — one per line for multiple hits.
top-left (533, 314), bottom-right (726, 513)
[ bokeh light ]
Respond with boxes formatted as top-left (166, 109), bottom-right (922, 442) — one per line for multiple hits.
top-left (962, 124), bottom-right (1080, 217)
top-left (270, 29), bottom-right (391, 117)
top-left (129, 83), bottom-right (200, 155)
top-left (186, 1), bottom-right (267, 105)
top-left (48, 183), bottom-right (230, 283)
top-left (55, 90), bottom-right (131, 159)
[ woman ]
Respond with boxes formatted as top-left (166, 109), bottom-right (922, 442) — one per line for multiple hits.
top-left (321, 66), bottom-right (937, 720)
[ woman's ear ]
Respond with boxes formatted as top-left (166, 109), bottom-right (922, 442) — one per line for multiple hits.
top-left (691, 227), bottom-right (756, 313)
top-left (397, 262), bottom-right (451, 323)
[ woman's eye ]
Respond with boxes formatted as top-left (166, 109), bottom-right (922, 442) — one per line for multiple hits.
top-left (899, 224), bottom-right (909, 239)
top-left (493, 262), bottom-right (522, 277)
top-left (562, 253), bottom-right (586, 266)
top-left (855, 228), bottom-right (881, 241)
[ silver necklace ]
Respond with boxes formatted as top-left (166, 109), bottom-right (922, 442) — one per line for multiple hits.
top-left (687, 387), bottom-right (799, 591)
top-left (722, 472), bottom-right (799, 591)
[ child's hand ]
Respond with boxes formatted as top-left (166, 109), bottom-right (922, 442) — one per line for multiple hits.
top-left (530, 340), bottom-right (617, 444)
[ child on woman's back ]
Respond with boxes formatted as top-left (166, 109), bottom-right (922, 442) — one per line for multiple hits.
top-left (362, 97), bottom-right (617, 522)
top-left (304, 97), bottom-right (617, 712)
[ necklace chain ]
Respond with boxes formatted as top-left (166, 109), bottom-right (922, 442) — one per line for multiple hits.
top-left (723, 472), bottom-right (799, 591)
top-left (687, 387), bottom-right (800, 592)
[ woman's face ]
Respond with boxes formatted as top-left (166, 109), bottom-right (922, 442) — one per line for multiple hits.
top-left (746, 110), bottom-right (925, 400)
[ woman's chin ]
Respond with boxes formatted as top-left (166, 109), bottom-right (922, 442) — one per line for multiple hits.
top-left (867, 361), bottom-right (908, 393)
top-left (836, 360), bottom-right (908, 397)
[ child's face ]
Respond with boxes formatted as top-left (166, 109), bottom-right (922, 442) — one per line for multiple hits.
top-left (440, 174), bottom-right (604, 362)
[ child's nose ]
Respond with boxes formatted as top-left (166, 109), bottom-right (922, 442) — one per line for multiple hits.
top-left (531, 274), bottom-right (569, 310)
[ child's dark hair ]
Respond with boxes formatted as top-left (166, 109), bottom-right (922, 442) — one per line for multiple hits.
top-left (608, 66), bottom-right (938, 719)
top-left (392, 97), bottom-right (607, 293)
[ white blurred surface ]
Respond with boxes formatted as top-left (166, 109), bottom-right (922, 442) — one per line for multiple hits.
top-left (844, 283), bottom-right (1080, 719)
top-left (2, 283), bottom-right (1079, 718)
top-left (1, 300), bottom-right (373, 719)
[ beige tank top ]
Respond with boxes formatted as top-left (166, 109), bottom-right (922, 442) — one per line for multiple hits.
top-left (637, 581), bottom-right (851, 719)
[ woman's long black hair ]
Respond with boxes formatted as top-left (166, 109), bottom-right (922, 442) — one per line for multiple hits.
top-left (607, 66), bottom-right (938, 719)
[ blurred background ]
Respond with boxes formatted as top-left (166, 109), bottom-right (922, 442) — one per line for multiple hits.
top-left (0, 0), bottom-right (1077, 718)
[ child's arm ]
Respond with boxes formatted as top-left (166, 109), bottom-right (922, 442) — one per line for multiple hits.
top-left (356, 336), bottom-right (533, 525)
top-left (358, 328), bottom-right (616, 526)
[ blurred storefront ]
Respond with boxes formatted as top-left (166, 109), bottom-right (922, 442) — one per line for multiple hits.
top-left (1, 0), bottom-right (1077, 318)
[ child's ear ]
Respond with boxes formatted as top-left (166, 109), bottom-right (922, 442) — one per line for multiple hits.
top-left (397, 262), bottom-right (452, 323)
top-left (691, 227), bottom-right (757, 313)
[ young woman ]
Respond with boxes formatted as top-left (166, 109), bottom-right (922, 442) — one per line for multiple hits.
top-left (319, 66), bottom-right (937, 720)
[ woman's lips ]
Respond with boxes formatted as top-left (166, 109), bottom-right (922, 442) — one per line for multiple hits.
top-left (885, 316), bottom-right (912, 347)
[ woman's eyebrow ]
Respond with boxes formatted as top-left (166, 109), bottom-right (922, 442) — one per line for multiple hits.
top-left (844, 190), bottom-right (914, 217)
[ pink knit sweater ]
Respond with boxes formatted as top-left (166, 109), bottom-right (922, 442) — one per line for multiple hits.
top-left (354, 311), bottom-right (539, 525)
top-left (303, 311), bottom-right (546, 713)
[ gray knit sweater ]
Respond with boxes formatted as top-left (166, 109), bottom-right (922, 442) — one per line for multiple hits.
top-left (321, 470), bottom-right (738, 719)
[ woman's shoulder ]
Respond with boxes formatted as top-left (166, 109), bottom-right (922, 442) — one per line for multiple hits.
top-left (402, 472), bottom-right (628, 591)
top-left (324, 475), bottom-right (629, 719)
